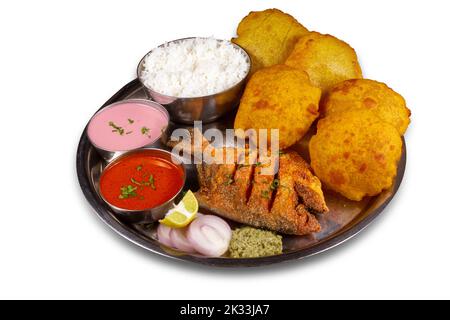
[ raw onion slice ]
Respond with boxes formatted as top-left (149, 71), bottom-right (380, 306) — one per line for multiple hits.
top-left (187, 215), bottom-right (232, 257)
top-left (170, 227), bottom-right (196, 253)
top-left (157, 223), bottom-right (173, 248)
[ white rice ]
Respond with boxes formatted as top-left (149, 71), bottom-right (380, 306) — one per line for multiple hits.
top-left (140, 38), bottom-right (250, 97)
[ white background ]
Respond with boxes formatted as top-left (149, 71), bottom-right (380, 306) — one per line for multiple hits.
top-left (0, 0), bottom-right (449, 300)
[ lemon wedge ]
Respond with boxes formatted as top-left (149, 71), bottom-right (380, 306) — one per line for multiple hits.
top-left (180, 190), bottom-right (199, 214)
top-left (159, 190), bottom-right (198, 228)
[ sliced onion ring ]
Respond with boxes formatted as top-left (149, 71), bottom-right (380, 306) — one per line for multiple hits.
top-left (170, 227), bottom-right (196, 253)
top-left (187, 215), bottom-right (232, 257)
top-left (157, 223), bottom-right (173, 248)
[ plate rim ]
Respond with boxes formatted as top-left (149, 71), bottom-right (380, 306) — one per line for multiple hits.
top-left (76, 79), bottom-right (407, 267)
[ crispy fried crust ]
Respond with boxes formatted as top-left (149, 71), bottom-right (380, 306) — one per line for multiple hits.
top-left (284, 151), bottom-right (328, 213)
top-left (196, 149), bottom-right (328, 235)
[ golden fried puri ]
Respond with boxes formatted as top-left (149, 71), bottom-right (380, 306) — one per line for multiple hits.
top-left (285, 32), bottom-right (362, 92)
top-left (234, 64), bottom-right (321, 149)
top-left (321, 79), bottom-right (411, 135)
top-left (309, 110), bottom-right (402, 201)
top-left (232, 8), bottom-right (309, 74)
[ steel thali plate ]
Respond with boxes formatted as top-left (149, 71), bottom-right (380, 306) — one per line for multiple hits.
top-left (76, 79), bottom-right (406, 267)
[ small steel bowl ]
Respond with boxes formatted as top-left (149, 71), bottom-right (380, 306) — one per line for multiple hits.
top-left (87, 99), bottom-right (170, 161)
top-left (98, 148), bottom-right (186, 224)
top-left (137, 37), bottom-right (251, 124)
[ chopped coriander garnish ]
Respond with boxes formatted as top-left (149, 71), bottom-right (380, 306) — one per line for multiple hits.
top-left (255, 162), bottom-right (263, 167)
top-left (141, 126), bottom-right (150, 135)
top-left (136, 165), bottom-right (143, 171)
top-left (270, 179), bottom-right (280, 191)
top-left (119, 185), bottom-right (137, 199)
top-left (261, 190), bottom-right (270, 199)
top-left (108, 121), bottom-right (124, 135)
top-left (224, 173), bottom-right (234, 185)
top-left (130, 177), bottom-right (142, 186)
top-left (130, 174), bottom-right (155, 190)
top-left (128, 118), bottom-right (134, 124)
top-left (148, 174), bottom-right (156, 190)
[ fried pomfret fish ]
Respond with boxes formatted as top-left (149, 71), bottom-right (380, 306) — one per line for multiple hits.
top-left (196, 148), bottom-right (328, 235)
top-left (171, 129), bottom-right (328, 235)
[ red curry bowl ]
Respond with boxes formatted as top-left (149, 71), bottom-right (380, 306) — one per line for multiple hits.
top-left (98, 148), bottom-right (186, 224)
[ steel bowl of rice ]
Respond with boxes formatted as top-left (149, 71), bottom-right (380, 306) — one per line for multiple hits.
top-left (137, 37), bottom-right (251, 124)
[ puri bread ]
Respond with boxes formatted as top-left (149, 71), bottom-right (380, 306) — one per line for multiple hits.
top-left (309, 110), bottom-right (402, 201)
top-left (232, 9), bottom-right (309, 74)
top-left (321, 79), bottom-right (411, 135)
top-left (235, 64), bottom-right (321, 149)
top-left (285, 32), bottom-right (362, 92)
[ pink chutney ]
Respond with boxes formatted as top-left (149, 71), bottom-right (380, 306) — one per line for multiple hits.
top-left (87, 100), bottom-right (169, 152)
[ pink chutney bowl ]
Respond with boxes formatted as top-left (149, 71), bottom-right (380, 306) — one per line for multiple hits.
top-left (87, 99), bottom-right (170, 161)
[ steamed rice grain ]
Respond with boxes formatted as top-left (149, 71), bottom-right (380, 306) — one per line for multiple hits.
top-left (140, 38), bottom-right (250, 97)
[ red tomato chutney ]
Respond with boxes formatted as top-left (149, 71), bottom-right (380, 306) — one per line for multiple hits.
top-left (99, 150), bottom-right (184, 211)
